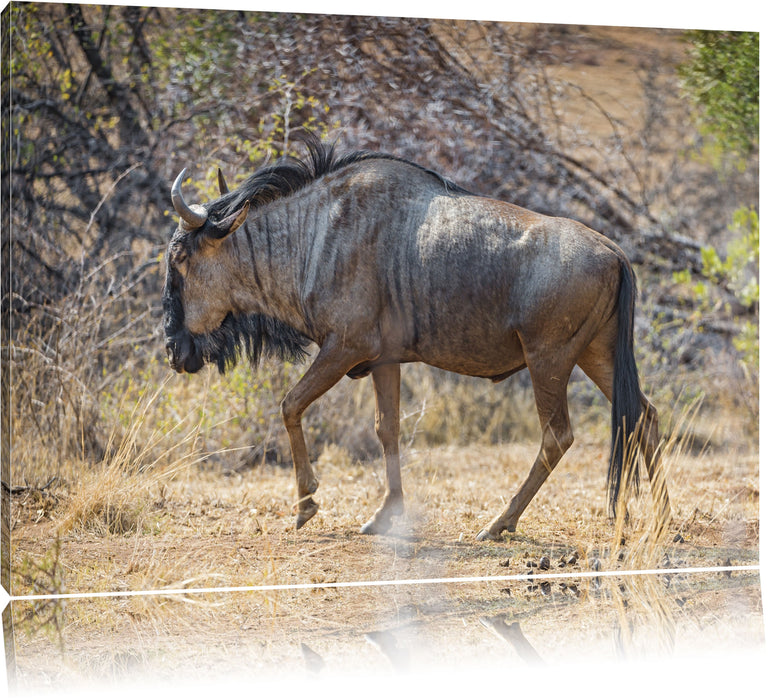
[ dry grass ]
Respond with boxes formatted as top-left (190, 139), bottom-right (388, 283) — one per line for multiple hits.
top-left (8, 367), bottom-right (759, 695)
top-left (11, 386), bottom-right (758, 594)
top-left (57, 378), bottom-right (211, 537)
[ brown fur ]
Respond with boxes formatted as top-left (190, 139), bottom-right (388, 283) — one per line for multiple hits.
top-left (163, 137), bottom-right (670, 539)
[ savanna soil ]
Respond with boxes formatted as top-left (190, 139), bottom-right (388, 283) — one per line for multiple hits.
top-left (9, 438), bottom-right (761, 690)
top-left (11, 435), bottom-right (759, 596)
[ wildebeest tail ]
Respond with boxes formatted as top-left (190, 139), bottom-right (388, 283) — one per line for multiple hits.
top-left (608, 258), bottom-right (643, 516)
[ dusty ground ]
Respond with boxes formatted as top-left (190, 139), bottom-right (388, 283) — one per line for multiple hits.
top-left (7, 438), bottom-right (761, 692)
top-left (9, 436), bottom-right (759, 595)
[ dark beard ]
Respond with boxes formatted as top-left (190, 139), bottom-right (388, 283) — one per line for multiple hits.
top-left (194, 312), bottom-right (310, 373)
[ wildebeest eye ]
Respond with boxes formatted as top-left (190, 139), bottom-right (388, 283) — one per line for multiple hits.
top-left (171, 247), bottom-right (188, 268)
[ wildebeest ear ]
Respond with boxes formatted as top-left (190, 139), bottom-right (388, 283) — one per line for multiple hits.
top-left (207, 202), bottom-right (250, 240)
top-left (217, 168), bottom-right (229, 195)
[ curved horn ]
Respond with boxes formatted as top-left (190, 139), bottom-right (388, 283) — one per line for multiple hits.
top-left (217, 167), bottom-right (229, 195)
top-left (171, 168), bottom-right (207, 228)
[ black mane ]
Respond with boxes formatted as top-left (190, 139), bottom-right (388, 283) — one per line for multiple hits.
top-left (206, 132), bottom-right (471, 220)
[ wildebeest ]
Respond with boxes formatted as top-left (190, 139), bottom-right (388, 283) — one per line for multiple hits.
top-left (163, 133), bottom-right (670, 540)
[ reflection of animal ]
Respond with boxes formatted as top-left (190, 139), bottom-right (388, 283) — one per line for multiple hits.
top-left (162, 133), bottom-right (670, 540)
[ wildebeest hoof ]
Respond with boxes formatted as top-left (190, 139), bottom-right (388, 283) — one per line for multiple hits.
top-left (295, 499), bottom-right (319, 529)
top-left (360, 496), bottom-right (403, 535)
top-left (360, 518), bottom-right (393, 535)
top-left (359, 519), bottom-right (381, 535)
top-left (359, 513), bottom-right (394, 535)
top-left (475, 527), bottom-right (502, 542)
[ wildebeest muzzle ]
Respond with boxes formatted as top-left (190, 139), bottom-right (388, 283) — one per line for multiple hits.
top-left (165, 331), bottom-right (205, 374)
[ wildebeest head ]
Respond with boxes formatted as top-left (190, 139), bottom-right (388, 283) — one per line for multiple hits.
top-left (162, 168), bottom-right (308, 374)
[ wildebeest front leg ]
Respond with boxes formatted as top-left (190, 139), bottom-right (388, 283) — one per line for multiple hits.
top-left (281, 338), bottom-right (359, 529)
top-left (360, 363), bottom-right (404, 535)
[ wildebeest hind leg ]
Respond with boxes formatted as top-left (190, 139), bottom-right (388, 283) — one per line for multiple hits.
top-left (476, 366), bottom-right (573, 541)
top-left (360, 363), bottom-right (404, 535)
top-left (281, 337), bottom-right (362, 529)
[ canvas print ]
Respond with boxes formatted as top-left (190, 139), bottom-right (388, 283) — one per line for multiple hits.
top-left (0, 2), bottom-right (762, 693)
